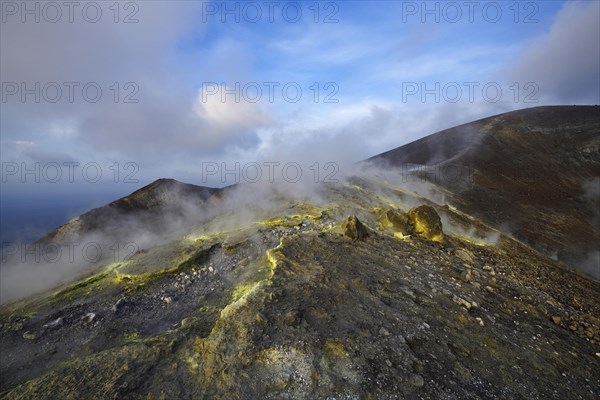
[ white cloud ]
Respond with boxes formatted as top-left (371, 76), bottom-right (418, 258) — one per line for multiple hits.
top-left (194, 87), bottom-right (271, 133)
top-left (507, 0), bottom-right (600, 103)
top-left (2, 0), bottom-right (597, 184)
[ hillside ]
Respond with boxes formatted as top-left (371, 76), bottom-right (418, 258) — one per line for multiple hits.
top-left (1, 107), bottom-right (599, 399)
top-left (370, 106), bottom-right (600, 278)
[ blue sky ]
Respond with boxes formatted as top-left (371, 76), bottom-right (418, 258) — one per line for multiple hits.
top-left (1, 0), bottom-right (599, 241)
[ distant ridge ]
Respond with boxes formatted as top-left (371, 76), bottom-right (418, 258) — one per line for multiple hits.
top-left (39, 179), bottom-right (221, 244)
top-left (369, 105), bottom-right (600, 276)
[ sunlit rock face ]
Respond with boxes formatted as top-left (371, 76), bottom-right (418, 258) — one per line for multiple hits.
top-left (1, 107), bottom-right (599, 399)
top-left (407, 205), bottom-right (445, 242)
top-left (377, 209), bottom-right (413, 236)
top-left (341, 215), bottom-right (369, 240)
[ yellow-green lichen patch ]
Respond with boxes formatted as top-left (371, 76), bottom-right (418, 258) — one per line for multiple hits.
top-left (324, 339), bottom-right (348, 358)
top-left (3, 343), bottom-right (163, 399)
top-left (198, 305), bottom-right (220, 316)
top-left (393, 232), bottom-right (411, 240)
top-left (124, 330), bottom-right (143, 343)
top-left (49, 262), bottom-right (124, 301)
top-left (407, 205), bottom-right (445, 242)
top-left (452, 361), bottom-right (473, 382)
top-left (257, 215), bottom-right (303, 229)
top-left (186, 231), bottom-right (225, 243)
top-left (231, 282), bottom-right (262, 302)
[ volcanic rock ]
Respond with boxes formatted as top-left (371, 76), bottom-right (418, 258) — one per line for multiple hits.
top-left (1, 107), bottom-right (599, 400)
top-left (407, 205), bottom-right (444, 241)
top-left (377, 209), bottom-right (413, 235)
top-left (341, 215), bottom-right (369, 240)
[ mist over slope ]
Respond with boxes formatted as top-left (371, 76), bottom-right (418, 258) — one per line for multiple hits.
top-left (1, 106), bottom-right (599, 399)
top-left (369, 105), bottom-right (600, 278)
top-left (39, 178), bottom-right (221, 243)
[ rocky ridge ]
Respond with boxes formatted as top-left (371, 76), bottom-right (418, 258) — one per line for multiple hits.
top-left (1, 175), bottom-right (599, 399)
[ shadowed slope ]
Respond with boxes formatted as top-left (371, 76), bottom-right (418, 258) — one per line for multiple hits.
top-left (39, 179), bottom-right (222, 243)
top-left (369, 106), bottom-right (600, 277)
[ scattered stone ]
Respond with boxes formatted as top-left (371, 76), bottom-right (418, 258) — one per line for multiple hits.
top-left (162, 296), bottom-right (173, 305)
top-left (81, 313), bottom-right (96, 324)
top-left (402, 288), bottom-right (416, 300)
top-left (208, 266), bottom-right (214, 273)
top-left (408, 374), bottom-right (425, 388)
top-left (483, 266), bottom-right (496, 275)
top-left (407, 205), bottom-right (444, 241)
top-left (11, 322), bottom-right (24, 331)
top-left (385, 359), bottom-right (393, 368)
top-left (22, 331), bottom-right (39, 340)
top-left (112, 298), bottom-right (127, 313)
top-left (456, 249), bottom-right (473, 264)
top-left (181, 317), bottom-right (198, 328)
top-left (43, 317), bottom-right (63, 330)
top-left (460, 270), bottom-right (472, 283)
top-left (552, 316), bottom-right (561, 325)
top-left (485, 286), bottom-right (494, 292)
top-left (341, 215), bottom-right (369, 241)
top-left (283, 311), bottom-right (300, 327)
top-left (475, 317), bottom-right (485, 326)
top-left (452, 295), bottom-right (473, 310)
top-left (471, 282), bottom-right (481, 289)
top-left (595, 353), bottom-right (600, 358)
top-left (379, 327), bottom-right (391, 336)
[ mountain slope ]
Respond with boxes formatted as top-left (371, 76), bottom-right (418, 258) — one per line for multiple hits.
top-left (1, 107), bottom-right (599, 399)
top-left (369, 106), bottom-right (600, 277)
top-left (40, 178), bottom-right (222, 244)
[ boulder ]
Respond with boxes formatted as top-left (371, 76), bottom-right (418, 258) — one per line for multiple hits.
top-left (377, 209), bottom-right (413, 235)
top-left (341, 215), bottom-right (369, 241)
top-left (81, 313), bottom-right (96, 324)
top-left (22, 331), bottom-right (41, 341)
top-left (43, 317), bottom-right (63, 330)
top-left (112, 298), bottom-right (128, 313)
top-left (407, 205), bottom-right (444, 241)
